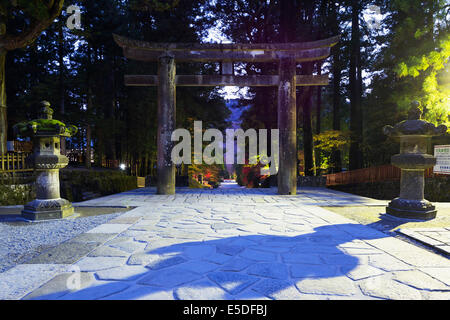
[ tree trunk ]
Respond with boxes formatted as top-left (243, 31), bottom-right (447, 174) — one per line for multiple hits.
top-left (316, 64), bottom-right (322, 135)
top-left (349, 0), bottom-right (363, 170)
top-left (0, 49), bottom-right (7, 154)
top-left (314, 62), bottom-right (322, 175)
top-left (302, 83), bottom-right (314, 176)
top-left (332, 48), bottom-right (342, 172)
top-left (330, 1), bottom-right (342, 173)
top-left (85, 125), bottom-right (92, 169)
top-left (58, 20), bottom-right (66, 155)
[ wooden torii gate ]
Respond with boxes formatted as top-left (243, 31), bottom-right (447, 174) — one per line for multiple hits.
top-left (114, 34), bottom-right (339, 195)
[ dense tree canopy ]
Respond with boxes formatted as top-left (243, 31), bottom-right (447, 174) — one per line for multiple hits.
top-left (2, 0), bottom-right (449, 177)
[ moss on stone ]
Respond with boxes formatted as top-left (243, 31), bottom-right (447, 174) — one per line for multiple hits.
top-left (13, 119), bottom-right (78, 138)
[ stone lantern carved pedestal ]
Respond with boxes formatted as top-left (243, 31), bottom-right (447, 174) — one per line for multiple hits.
top-left (13, 101), bottom-right (78, 220)
top-left (383, 102), bottom-right (447, 220)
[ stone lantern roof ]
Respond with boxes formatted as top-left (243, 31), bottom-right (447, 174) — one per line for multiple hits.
top-left (383, 101), bottom-right (447, 137)
top-left (13, 101), bottom-right (78, 138)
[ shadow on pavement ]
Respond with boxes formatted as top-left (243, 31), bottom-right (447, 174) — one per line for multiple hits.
top-left (25, 221), bottom-right (406, 300)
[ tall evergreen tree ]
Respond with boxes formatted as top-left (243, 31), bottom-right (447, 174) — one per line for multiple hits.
top-left (0, 0), bottom-right (64, 153)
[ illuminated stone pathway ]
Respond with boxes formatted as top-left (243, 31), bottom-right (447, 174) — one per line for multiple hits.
top-left (1, 185), bottom-right (449, 300)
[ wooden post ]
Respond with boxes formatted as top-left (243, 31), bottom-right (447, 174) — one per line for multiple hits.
top-left (157, 55), bottom-right (176, 194)
top-left (277, 57), bottom-right (297, 195)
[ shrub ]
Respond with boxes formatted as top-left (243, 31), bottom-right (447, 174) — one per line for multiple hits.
top-left (60, 169), bottom-right (137, 202)
top-left (0, 183), bottom-right (35, 206)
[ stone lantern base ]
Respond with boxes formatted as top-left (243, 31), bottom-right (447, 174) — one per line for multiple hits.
top-left (22, 198), bottom-right (74, 221)
top-left (386, 198), bottom-right (436, 220)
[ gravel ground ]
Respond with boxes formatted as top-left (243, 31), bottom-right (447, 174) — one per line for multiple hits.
top-left (0, 211), bottom-right (125, 273)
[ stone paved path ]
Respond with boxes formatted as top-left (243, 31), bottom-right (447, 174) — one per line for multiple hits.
top-left (1, 182), bottom-right (449, 300)
top-left (398, 228), bottom-right (450, 256)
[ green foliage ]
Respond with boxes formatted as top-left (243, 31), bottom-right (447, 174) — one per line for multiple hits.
top-left (395, 34), bottom-right (450, 128)
top-left (380, 0), bottom-right (450, 129)
top-left (314, 130), bottom-right (350, 153)
top-left (189, 177), bottom-right (206, 189)
top-left (13, 119), bottom-right (78, 138)
top-left (0, 183), bottom-right (35, 206)
top-left (60, 170), bottom-right (137, 202)
top-left (313, 130), bottom-right (350, 172)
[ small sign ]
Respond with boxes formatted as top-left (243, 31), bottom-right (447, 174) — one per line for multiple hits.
top-left (434, 145), bottom-right (450, 174)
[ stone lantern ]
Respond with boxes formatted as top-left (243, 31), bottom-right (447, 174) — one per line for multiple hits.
top-left (13, 101), bottom-right (78, 220)
top-left (383, 101), bottom-right (447, 220)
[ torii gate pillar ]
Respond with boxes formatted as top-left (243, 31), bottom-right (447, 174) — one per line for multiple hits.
top-left (278, 57), bottom-right (297, 195)
top-left (157, 56), bottom-right (176, 194)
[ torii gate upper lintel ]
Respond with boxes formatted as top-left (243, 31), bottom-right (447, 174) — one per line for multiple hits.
top-left (113, 34), bottom-right (339, 195)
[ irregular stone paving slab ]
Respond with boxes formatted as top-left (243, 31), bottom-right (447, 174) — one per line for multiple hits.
top-left (342, 264), bottom-right (385, 281)
top-left (138, 268), bottom-right (202, 287)
top-left (320, 253), bottom-right (368, 266)
top-left (146, 255), bottom-right (188, 270)
top-left (250, 279), bottom-right (305, 300)
top-left (59, 281), bottom-right (131, 300)
top-left (129, 224), bottom-right (157, 232)
top-left (203, 253), bottom-right (233, 265)
top-left (216, 244), bottom-right (245, 256)
top-left (127, 252), bottom-right (187, 270)
top-left (0, 264), bottom-right (70, 300)
top-left (145, 239), bottom-right (186, 252)
top-left (175, 280), bottom-right (231, 300)
top-left (86, 224), bottom-right (132, 234)
top-left (358, 274), bottom-right (424, 300)
top-left (127, 253), bottom-right (159, 265)
top-left (96, 266), bottom-right (148, 281)
top-left (420, 290), bottom-right (450, 300)
top-left (177, 261), bottom-right (220, 274)
top-left (74, 257), bottom-right (128, 272)
top-left (103, 235), bottom-right (134, 245)
top-left (247, 263), bottom-right (289, 280)
top-left (69, 233), bottom-right (118, 244)
top-left (23, 272), bottom-right (96, 300)
top-left (239, 248), bottom-right (277, 262)
top-left (108, 217), bottom-right (142, 224)
top-left (296, 276), bottom-right (359, 296)
top-left (290, 264), bottom-right (340, 279)
top-left (397, 228), bottom-right (450, 256)
top-left (368, 254), bottom-right (414, 272)
top-left (102, 285), bottom-right (175, 300)
top-left (290, 244), bottom-right (342, 254)
top-left (88, 246), bottom-right (130, 258)
top-left (365, 238), bottom-right (450, 268)
top-left (25, 242), bottom-right (100, 265)
top-left (207, 272), bottom-right (260, 295)
top-left (392, 270), bottom-right (450, 291)
top-left (108, 240), bottom-right (146, 254)
top-left (182, 245), bottom-right (216, 259)
top-left (419, 267), bottom-right (450, 286)
top-left (220, 258), bottom-right (254, 272)
top-left (250, 245), bottom-right (291, 253)
top-left (281, 253), bottom-right (322, 265)
top-left (339, 247), bottom-right (384, 256)
top-left (231, 290), bottom-right (272, 300)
